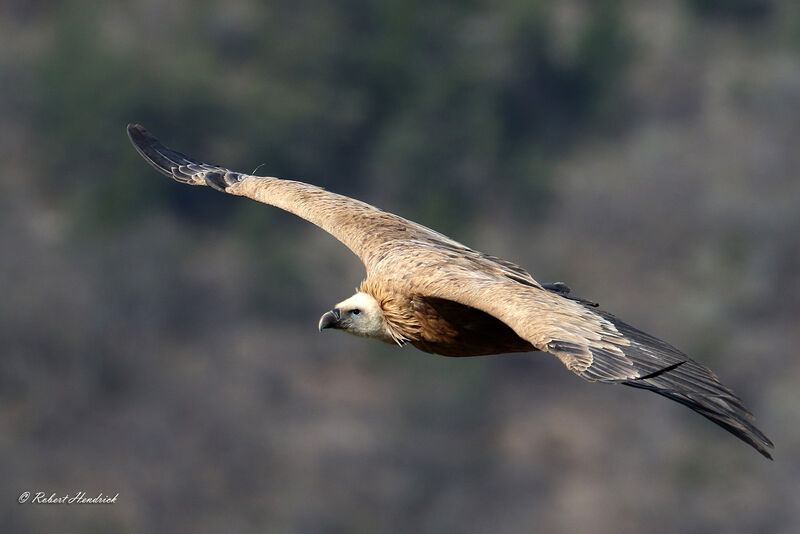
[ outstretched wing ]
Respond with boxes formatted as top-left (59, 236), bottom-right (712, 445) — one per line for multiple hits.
top-left (127, 124), bottom-right (540, 287)
top-left (401, 260), bottom-right (774, 458)
top-left (128, 124), bottom-right (773, 459)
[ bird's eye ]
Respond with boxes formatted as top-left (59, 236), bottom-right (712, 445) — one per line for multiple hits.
top-left (351, 309), bottom-right (361, 316)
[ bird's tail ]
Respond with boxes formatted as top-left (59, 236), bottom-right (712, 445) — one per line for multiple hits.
top-left (126, 124), bottom-right (244, 191)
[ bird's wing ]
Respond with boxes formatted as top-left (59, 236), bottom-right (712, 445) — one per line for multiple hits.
top-left (127, 124), bottom-right (539, 287)
top-left (399, 257), bottom-right (773, 458)
top-left (128, 125), bottom-right (773, 458)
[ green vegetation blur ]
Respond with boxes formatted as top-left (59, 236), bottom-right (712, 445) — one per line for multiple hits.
top-left (35, 1), bottom-right (631, 229)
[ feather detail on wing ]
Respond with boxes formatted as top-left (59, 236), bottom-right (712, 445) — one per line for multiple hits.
top-left (405, 263), bottom-right (774, 459)
top-left (127, 124), bottom-right (539, 289)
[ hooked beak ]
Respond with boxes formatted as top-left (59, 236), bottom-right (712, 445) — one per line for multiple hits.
top-left (318, 308), bottom-right (341, 331)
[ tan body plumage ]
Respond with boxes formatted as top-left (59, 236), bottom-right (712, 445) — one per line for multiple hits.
top-left (127, 124), bottom-right (774, 459)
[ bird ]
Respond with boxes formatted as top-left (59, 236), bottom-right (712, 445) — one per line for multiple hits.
top-left (127, 123), bottom-right (774, 459)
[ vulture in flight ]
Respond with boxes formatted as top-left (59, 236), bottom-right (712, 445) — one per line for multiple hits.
top-left (127, 124), bottom-right (774, 459)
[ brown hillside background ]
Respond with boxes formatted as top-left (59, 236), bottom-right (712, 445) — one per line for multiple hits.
top-left (2, 1), bottom-right (799, 532)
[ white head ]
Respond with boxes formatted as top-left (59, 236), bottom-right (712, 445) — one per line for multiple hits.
top-left (318, 292), bottom-right (393, 343)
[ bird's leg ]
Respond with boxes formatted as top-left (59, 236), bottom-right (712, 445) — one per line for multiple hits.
top-left (541, 282), bottom-right (571, 294)
top-left (542, 282), bottom-right (599, 307)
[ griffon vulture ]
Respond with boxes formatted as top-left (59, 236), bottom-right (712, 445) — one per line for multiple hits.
top-left (127, 124), bottom-right (774, 459)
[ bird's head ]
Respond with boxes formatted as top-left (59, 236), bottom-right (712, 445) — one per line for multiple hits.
top-left (318, 291), bottom-right (393, 343)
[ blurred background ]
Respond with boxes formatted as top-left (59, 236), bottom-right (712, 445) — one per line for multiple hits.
top-left (2, 0), bottom-right (799, 532)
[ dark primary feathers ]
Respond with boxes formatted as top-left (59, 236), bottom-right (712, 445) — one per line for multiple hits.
top-left (589, 310), bottom-right (772, 458)
top-left (127, 124), bottom-right (774, 459)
